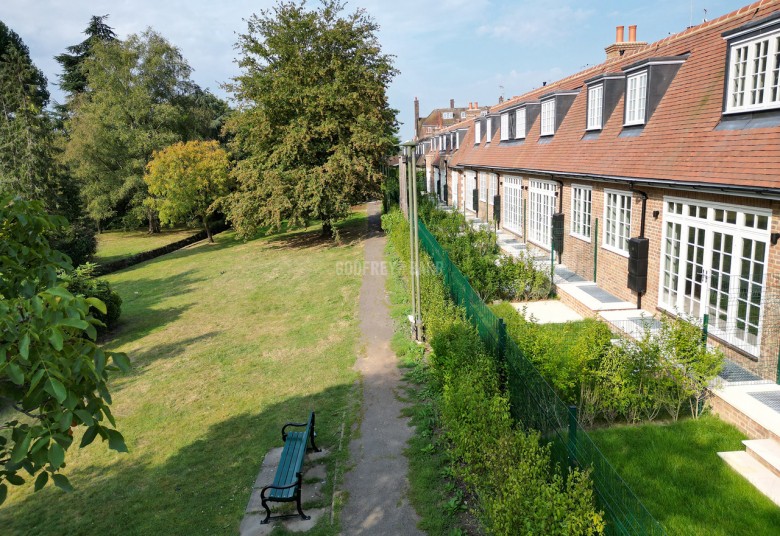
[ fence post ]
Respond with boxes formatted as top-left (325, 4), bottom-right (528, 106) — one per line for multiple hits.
top-left (701, 313), bottom-right (709, 345)
top-left (568, 405), bottom-right (578, 469)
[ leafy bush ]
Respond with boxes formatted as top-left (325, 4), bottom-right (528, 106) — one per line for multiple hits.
top-left (63, 263), bottom-right (122, 333)
top-left (384, 208), bottom-right (604, 534)
top-left (492, 302), bottom-right (724, 426)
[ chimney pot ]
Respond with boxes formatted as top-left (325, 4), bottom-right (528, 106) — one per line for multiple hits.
top-left (450, 98), bottom-right (455, 108)
top-left (628, 25), bottom-right (637, 42)
top-left (475, 101), bottom-right (478, 108)
top-left (616, 25), bottom-right (625, 42)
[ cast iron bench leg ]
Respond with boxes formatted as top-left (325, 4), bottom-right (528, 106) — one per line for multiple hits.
top-left (295, 472), bottom-right (310, 520)
top-left (260, 489), bottom-right (272, 524)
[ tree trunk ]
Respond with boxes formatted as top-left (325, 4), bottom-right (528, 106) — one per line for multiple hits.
top-left (203, 214), bottom-right (213, 243)
top-left (321, 219), bottom-right (333, 238)
top-left (147, 209), bottom-right (160, 234)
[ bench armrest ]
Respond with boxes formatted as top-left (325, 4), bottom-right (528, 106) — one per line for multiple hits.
top-left (260, 472), bottom-right (303, 498)
top-left (281, 422), bottom-right (308, 441)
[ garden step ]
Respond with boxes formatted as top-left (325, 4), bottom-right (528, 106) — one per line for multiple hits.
top-left (744, 439), bottom-right (780, 478)
top-left (718, 450), bottom-right (780, 507)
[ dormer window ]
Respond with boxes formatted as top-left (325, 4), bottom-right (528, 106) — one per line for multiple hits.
top-left (443, 111), bottom-right (454, 120)
top-left (540, 100), bottom-right (555, 136)
top-left (474, 120), bottom-right (482, 145)
top-left (625, 71), bottom-right (647, 126)
top-left (516, 108), bottom-right (526, 139)
top-left (460, 111), bottom-right (466, 119)
top-left (724, 25), bottom-right (780, 113)
top-left (500, 113), bottom-right (510, 140)
top-left (587, 84), bottom-right (604, 130)
top-left (486, 117), bottom-right (493, 142)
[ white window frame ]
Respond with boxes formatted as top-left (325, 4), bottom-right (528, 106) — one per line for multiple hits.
top-left (479, 171), bottom-right (488, 202)
top-left (452, 171), bottom-right (459, 207)
top-left (726, 28), bottom-right (780, 113)
top-left (442, 111), bottom-right (454, 120)
top-left (540, 100), bottom-right (555, 136)
top-left (528, 179), bottom-right (556, 248)
top-left (486, 117), bottom-right (493, 142)
top-left (503, 175), bottom-right (523, 236)
top-left (625, 71), bottom-right (648, 126)
top-left (570, 185), bottom-right (592, 241)
top-left (488, 173), bottom-right (497, 204)
top-left (500, 113), bottom-right (510, 140)
top-left (603, 189), bottom-right (632, 255)
top-left (474, 121), bottom-right (481, 145)
top-left (587, 84), bottom-right (604, 130)
top-left (455, 133), bottom-right (460, 150)
top-left (466, 171), bottom-right (477, 212)
top-left (658, 196), bottom-right (771, 356)
top-left (516, 108), bottom-right (526, 139)
top-left (460, 111), bottom-right (466, 119)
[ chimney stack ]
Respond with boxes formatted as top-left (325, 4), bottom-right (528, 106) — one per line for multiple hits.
top-left (605, 24), bottom-right (646, 59)
top-left (414, 97), bottom-right (420, 139)
top-left (450, 98), bottom-right (455, 108)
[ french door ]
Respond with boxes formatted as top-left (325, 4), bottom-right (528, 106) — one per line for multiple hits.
top-left (660, 198), bottom-right (770, 355)
top-left (503, 175), bottom-right (523, 235)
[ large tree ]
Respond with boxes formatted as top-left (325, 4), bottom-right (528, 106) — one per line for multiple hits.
top-left (145, 140), bottom-right (231, 242)
top-left (0, 197), bottom-right (129, 504)
top-left (55, 15), bottom-right (116, 99)
top-left (64, 29), bottom-right (195, 233)
top-left (0, 22), bottom-right (96, 266)
top-left (226, 0), bottom-right (398, 238)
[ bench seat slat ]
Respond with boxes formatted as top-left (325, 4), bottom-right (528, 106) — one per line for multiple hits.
top-left (269, 432), bottom-right (307, 499)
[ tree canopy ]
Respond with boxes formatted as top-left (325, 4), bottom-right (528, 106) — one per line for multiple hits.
top-left (145, 140), bottom-right (231, 242)
top-left (226, 0), bottom-right (398, 238)
top-left (0, 197), bottom-right (129, 504)
top-left (55, 15), bottom-right (116, 99)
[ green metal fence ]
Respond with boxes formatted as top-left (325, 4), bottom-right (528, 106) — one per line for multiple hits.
top-left (417, 218), bottom-right (666, 536)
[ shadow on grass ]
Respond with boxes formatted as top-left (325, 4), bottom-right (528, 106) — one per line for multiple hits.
top-left (265, 212), bottom-right (369, 252)
top-left (0, 384), bottom-right (355, 536)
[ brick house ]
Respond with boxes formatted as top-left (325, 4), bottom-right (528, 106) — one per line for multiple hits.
top-left (418, 0), bottom-right (780, 381)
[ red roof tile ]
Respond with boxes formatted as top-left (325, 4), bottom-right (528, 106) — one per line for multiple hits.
top-left (442, 0), bottom-right (780, 191)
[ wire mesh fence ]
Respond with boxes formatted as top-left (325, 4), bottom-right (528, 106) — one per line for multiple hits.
top-left (417, 217), bottom-right (666, 536)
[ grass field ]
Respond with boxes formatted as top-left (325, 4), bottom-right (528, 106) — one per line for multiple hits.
top-left (590, 415), bottom-right (780, 535)
top-left (0, 211), bottom-right (367, 535)
top-left (94, 227), bottom-right (201, 264)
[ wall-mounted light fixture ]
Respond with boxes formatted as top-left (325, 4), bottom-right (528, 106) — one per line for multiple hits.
top-left (652, 210), bottom-right (660, 219)
top-left (771, 232), bottom-right (780, 246)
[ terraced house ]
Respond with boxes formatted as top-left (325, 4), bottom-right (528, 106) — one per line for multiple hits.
top-left (418, 0), bottom-right (780, 384)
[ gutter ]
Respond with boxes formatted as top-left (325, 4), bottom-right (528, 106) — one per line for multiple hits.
top-left (448, 165), bottom-right (780, 200)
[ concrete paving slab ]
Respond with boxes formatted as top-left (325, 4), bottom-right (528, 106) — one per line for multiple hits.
top-left (556, 282), bottom-right (635, 311)
top-left (301, 480), bottom-right (323, 504)
top-left (287, 508), bottom-right (327, 532)
top-left (599, 309), bottom-right (659, 339)
top-left (512, 300), bottom-right (583, 324)
top-left (714, 383), bottom-right (780, 439)
top-left (304, 464), bottom-right (327, 481)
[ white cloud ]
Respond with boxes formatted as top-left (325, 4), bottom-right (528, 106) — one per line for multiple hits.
top-left (476, 3), bottom-right (593, 44)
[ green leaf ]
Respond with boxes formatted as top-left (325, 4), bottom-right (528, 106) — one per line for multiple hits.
top-left (48, 442), bottom-right (65, 469)
top-left (106, 429), bottom-right (128, 453)
top-left (52, 473), bottom-right (73, 493)
top-left (48, 328), bottom-right (63, 351)
top-left (112, 353), bottom-right (131, 372)
top-left (0, 483), bottom-right (6, 506)
top-left (74, 410), bottom-right (94, 426)
top-left (45, 286), bottom-right (73, 300)
top-left (80, 426), bottom-right (98, 448)
top-left (34, 471), bottom-right (49, 491)
top-left (6, 472), bottom-right (24, 485)
top-left (45, 378), bottom-right (67, 403)
top-left (59, 317), bottom-right (89, 330)
top-left (19, 333), bottom-right (30, 359)
top-left (10, 430), bottom-right (31, 464)
top-left (28, 368), bottom-right (45, 393)
top-left (86, 297), bottom-right (107, 314)
top-left (7, 362), bottom-right (24, 385)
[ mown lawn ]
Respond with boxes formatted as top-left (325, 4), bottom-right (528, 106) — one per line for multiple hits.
top-left (589, 415), bottom-right (780, 535)
top-left (0, 211), bottom-right (367, 535)
top-left (94, 227), bottom-right (201, 264)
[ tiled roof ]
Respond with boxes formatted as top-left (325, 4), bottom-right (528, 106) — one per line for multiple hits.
top-left (445, 0), bottom-right (780, 191)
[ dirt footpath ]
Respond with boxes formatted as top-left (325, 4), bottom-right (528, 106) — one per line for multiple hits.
top-left (340, 202), bottom-right (423, 535)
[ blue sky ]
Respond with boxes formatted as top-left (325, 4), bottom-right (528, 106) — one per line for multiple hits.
top-left (2, 0), bottom-right (755, 140)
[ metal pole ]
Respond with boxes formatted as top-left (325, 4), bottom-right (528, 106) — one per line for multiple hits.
top-left (404, 146), bottom-right (417, 340)
top-left (411, 145), bottom-right (422, 338)
top-left (568, 405), bottom-right (578, 469)
top-left (701, 313), bottom-right (709, 345)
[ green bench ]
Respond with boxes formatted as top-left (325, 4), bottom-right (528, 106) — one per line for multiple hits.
top-left (260, 411), bottom-right (321, 524)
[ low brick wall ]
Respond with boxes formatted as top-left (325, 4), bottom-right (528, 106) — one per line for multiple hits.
top-left (95, 222), bottom-right (229, 276)
top-left (710, 392), bottom-right (780, 442)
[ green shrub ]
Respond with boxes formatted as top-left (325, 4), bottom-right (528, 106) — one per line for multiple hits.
top-left (64, 263), bottom-right (122, 332)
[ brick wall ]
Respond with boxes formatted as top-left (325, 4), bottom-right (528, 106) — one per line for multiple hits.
top-left (710, 393), bottom-right (779, 442)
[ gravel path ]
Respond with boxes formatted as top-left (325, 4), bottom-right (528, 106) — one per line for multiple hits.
top-left (340, 202), bottom-right (423, 535)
